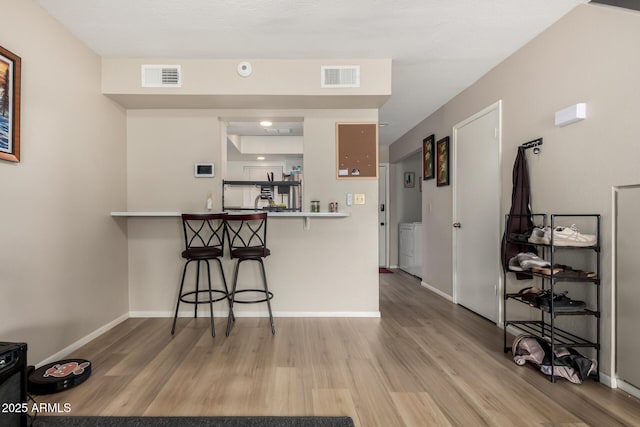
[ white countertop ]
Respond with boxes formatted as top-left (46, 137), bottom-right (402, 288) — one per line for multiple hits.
top-left (110, 211), bottom-right (350, 218)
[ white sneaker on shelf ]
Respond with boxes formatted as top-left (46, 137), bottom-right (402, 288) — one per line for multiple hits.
top-left (516, 252), bottom-right (550, 270)
top-left (552, 224), bottom-right (597, 247)
top-left (528, 226), bottom-right (551, 245)
top-left (508, 255), bottom-right (524, 271)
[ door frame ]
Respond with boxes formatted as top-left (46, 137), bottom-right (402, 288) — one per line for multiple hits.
top-left (610, 184), bottom-right (640, 398)
top-left (451, 100), bottom-right (502, 326)
top-left (379, 163), bottom-right (390, 268)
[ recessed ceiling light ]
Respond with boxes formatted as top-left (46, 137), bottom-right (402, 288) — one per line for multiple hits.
top-left (257, 156), bottom-right (265, 160)
top-left (260, 121), bottom-right (273, 127)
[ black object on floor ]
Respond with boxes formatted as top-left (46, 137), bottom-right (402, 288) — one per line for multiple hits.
top-left (28, 359), bottom-right (92, 395)
top-left (31, 416), bottom-right (355, 427)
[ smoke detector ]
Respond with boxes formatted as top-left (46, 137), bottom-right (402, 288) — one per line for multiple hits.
top-left (237, 62), bottom-right (252, 77)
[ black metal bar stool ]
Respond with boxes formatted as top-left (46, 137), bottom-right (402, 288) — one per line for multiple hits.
top-left (224, 212), bottom-right (275, 336)
top-left (171, 213), bottom-right (232, 337)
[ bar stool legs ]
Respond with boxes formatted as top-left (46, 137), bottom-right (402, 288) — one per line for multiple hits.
top-left (172, 258), bottom-right (231, 337)
top-left (258, 259), bottom-right (276, 335)
top-left (225, 258), bottom-right (275, 337)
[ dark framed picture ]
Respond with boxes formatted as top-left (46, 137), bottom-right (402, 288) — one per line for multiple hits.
top-left (0, 45), bottom-right (21, 163)
top-left (422, 134), bottom-right (435, 180)
top-left (436, 136), bottom-right (449, 187)
top-left (404, 171), bottom-right (415, 188)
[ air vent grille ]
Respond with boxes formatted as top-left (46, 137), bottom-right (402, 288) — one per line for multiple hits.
top-left (321, 66), bottom-right (360, 88)
top-left (141, 65), bottom-right (182, 87)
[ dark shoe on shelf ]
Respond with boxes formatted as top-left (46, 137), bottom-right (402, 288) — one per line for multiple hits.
top-left (516, 286), bottom-right (543, 302)
top-left (537, 292), bottom-right (586, 312)
top-left (554, 269), bottom-right (596, 279)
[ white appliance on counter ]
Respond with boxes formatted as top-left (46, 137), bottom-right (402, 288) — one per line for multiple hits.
top-left (399, 222), bottom-right (423, 278)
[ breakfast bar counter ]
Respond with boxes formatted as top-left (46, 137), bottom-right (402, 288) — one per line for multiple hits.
top-left (111, 209), bottom-right (378, 318)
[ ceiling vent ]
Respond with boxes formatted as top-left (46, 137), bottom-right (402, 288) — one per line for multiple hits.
top-left (321, 66), bottom-right (360, 88)
top-left (141, 65), bottom-right (182, 88)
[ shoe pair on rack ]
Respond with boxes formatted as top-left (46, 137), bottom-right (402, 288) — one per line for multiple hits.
top-left (508, 252), bottom-right (549, 272)
top-left (532, 290), bottom-right (586, 312)
top-left (528, 224), bottom-right (596, 247)
top-left (528, 263), bottom-right (596, 278)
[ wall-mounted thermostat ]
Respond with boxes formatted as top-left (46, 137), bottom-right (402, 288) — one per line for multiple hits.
top-left (194, 163), bottom-right (214, 177)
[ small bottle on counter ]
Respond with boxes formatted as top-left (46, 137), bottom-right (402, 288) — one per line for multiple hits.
top-left (206, 193), bottom-right (213, 211)
top-left (311, 200), bottom-right (320, 213)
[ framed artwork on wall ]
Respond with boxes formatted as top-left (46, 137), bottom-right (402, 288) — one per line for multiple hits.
top-left (404, 171), bottom-right (415, 188)
top-left (436, 136), bottom-right (450, 187)
top-left (422, 134), bottom-right (435, 180)
top-left (0, 45), bottom-right (21, 163)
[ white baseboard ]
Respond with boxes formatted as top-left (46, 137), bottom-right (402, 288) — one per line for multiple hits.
top-left (36, 312), bottom-right (129, 367)
top-left (616, 379), bottom-right (640, 399)
top-left (38, 308), bottom-right (381, 367)
top-left (599, 372), bottom-right (614, 388)
top-left (276, 311), bottom-right (381, 317)
top-left (389, 264), bottom-right (398, 269)
top-left (420, 281), bottom-right (453, 302)
top-left (130, 310), bottom-right (381, 318)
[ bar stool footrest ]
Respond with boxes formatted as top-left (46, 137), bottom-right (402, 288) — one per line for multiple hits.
top-left (230, 288), bottom-right (274, 304)
top-left (179, 289), bottom-right (229, 304)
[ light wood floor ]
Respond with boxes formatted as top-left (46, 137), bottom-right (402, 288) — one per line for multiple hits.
top-left (36, 270), bottom-right (640, 426)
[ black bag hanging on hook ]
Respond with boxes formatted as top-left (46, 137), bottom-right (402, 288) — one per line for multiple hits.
top-left (501, 140), bottom-right (540, 279)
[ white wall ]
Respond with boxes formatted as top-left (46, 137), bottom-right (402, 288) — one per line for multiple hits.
top-left (0, 0), bottom-right (128, 363)
top-left (389, 3), bottom-right (640, 376)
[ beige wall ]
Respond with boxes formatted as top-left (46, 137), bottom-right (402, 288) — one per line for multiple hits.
top-left (396, 151), bottom-right (422, 224)
top-left (389, 4), bottom-right (640, 376)
top-left (125, 109), bottom-right (379, 315)
top-left (0, 0), bottom-right (128, 363)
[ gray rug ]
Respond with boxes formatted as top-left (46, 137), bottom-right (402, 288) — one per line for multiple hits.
top-left (31, 416), bottom-right (355, 427)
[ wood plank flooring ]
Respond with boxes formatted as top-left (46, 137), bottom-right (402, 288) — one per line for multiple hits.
top-left (34, 270), bottom-right (640, 426)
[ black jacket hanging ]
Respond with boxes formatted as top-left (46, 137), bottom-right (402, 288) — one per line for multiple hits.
top-left (501, 146), bottom-right (535, 279)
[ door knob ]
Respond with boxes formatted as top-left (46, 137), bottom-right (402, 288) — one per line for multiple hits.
top-left (453, 222), bottom-right (461, 228)
top-left (380, 222), bottom-right (385, 226)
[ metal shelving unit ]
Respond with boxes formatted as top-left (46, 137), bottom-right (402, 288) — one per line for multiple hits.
top-left (222, 180), bottom-right (303, 212)
top-left (503, 213), bottom-right (600, 383)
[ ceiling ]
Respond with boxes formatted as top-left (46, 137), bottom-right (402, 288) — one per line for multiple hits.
top-left (35, 0), bottom-right (588, 146)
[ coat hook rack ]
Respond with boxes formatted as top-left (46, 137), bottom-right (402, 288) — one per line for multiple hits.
top-left (520, 137), bottom-right (543, 154)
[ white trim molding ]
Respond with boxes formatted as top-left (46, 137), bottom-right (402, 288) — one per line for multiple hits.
top-left (130, 310), bottom-right (381, 318)
top-left (420, 281), bottom-right (453, 302)
top-left (36, 313), bottom-right (129, 367)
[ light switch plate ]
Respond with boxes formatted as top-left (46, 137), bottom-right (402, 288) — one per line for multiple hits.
top-left (354, 194), bottom-right (365, 205)
top-left (346, 193), bottom-right (353, 206)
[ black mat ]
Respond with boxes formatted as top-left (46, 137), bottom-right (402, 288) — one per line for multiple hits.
top-left (31, 416), bottom-right (355, 427)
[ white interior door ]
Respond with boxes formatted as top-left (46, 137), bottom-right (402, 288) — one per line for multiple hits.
top-left (378, 164), bottom-right (389, 267)
top-left (617, 186), bottom-right (640, 389)
top-left (453, 102), bottom-right (501, 323)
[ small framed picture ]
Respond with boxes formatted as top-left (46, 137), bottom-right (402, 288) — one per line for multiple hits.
top-left (422, 134), bottom-right (435, 180)
top-left (404, 171), bottom-right (415, 188)
top-left (0, 45), bottom-right (21, 163)
top-left (436, 136), bottom-right (450, 187)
